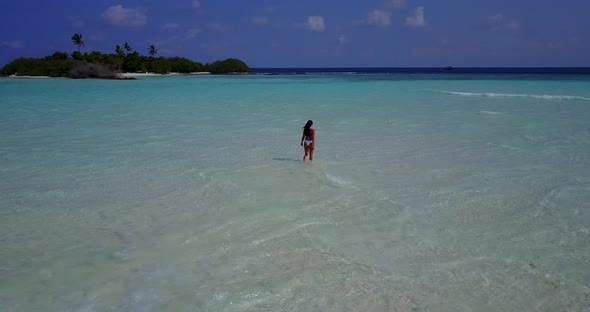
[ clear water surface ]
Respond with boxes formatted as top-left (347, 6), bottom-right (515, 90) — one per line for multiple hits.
top-left (1, 73), bottom-right (589, 311)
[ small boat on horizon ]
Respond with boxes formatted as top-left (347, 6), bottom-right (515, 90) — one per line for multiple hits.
top-left (443, 66), bottom-right (456, 71)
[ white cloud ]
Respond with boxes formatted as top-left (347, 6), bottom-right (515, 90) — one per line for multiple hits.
top-left (102, 5), bottom-right (147, 27)
top-left (184, 29), bottom-right (200, 40)
top-left (162, 23), bottom-right (178, 30)
top-left (251, 16), bottom-right (268, 26)
top-left (338, 35), bottom-right (349, 45)
top-left (307, 16), bottom-right (326, 32)
top-left (192, 0), bottom-right (200, 11)
top-left (367, 10), bottom-right (391, 27)
top-left (488, 14), bottom-right (520, 31)
top-left (1, 41), bottom-right (23, 48)
top-left (405, 6), bottom-right (426, 27)
top-left (385, 0), bottom-right (406, 9)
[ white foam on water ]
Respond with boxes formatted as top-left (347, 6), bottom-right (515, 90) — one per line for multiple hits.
top-left (325, 174), bottom-right (352, 186)
top-left (439, 90), bottom-right (590, 101)
top-left (479, 110), bottom-right (503, 115)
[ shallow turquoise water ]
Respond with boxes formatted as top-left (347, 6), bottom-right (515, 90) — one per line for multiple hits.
top-left (1, 75), bottom-right (589, 311)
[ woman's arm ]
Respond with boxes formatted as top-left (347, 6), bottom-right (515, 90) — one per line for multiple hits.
top-left (301, 130), bottom-right (305, 146)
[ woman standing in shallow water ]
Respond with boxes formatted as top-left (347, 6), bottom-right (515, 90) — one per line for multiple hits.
top-left (301, 120), bottom-right (315, 162)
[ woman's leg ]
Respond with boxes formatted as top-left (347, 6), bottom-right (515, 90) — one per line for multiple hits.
top-left (309, 146), bottom-right (314, 161)
top-left (303, 144), bottom-right (309, 161)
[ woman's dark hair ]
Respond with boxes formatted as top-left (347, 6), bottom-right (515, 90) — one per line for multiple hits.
top-left (303, 120), bottom-right (313, 138)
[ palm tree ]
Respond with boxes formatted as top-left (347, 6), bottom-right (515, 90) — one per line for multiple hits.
top-left (71, 33), bottom-right (84, 52)
top-left (148, 45), bottom-right (157, 57)
top-left (115, 45), bottom-right (124, 71)
top-left (123, 42), bottom-right (132, 55)
top-left (90, 51), bottom-right (101, 63)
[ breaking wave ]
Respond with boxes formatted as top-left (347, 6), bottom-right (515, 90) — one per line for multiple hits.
top-left (439, 91), bottom-right (590, 101)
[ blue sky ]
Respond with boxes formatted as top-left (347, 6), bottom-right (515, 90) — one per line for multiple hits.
top-left (1, 0), bottom-right (589, 67)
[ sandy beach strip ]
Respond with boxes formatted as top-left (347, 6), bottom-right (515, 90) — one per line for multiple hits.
top-left (117, 72), bottom-right (211, 78)
top-left (7, 75), bottom-right (54, 79)
top-left (5, 72), bottom-right (212, 79)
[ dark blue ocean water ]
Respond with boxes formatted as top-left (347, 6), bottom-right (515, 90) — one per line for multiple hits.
top-left (252, 67), bottom-right (590, 78)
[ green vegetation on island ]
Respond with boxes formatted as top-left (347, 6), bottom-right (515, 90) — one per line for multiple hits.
top-left (0, 33), bottom-right (250, 78)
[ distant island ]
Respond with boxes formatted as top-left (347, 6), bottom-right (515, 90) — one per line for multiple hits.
top-left (0, 33), bottom-right (250, 79)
